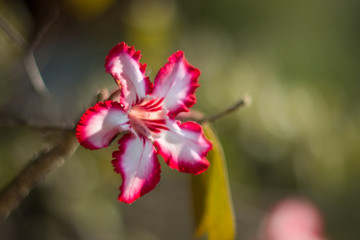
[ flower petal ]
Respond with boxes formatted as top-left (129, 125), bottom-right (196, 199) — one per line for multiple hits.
top-left (152, 51), bottom-right (200, 117)
top-left (154, 120), bottom-right (212, 174)
top-left (76, 101), bottom-right (130, 150)
top-left (112, 134), bottom-right (161, 204)
top-left (105, 42), bottom-right (152, 107)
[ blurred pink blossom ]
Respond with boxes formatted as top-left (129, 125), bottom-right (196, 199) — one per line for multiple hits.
top-left (260, 197), bottom-right (328, 240)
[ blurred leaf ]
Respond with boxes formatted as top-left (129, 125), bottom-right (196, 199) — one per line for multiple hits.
top-left (192, 122), bottom-right (236, 240)
top-left (64, 0), bottom-right (116, 21)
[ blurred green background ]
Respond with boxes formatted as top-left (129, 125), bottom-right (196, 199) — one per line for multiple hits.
top-left (1, 0), bottom-right (360, 239)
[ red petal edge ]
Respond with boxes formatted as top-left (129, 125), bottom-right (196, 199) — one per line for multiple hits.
top-left (153, 51), bottom-right (201, 117)
top-left (76, 100), bottom-right (128, 150)
top-left (105, 42), bottom-right (153, 96)
top-left (155, 121), bottom-right (212, 175)
top-left (112, 133), bottom-right (161, 204)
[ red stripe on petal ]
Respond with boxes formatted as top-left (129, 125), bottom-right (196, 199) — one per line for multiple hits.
top-left (154, 120), bottom-right (212, 175)
top-left (147, 126), bottom-right (161, 134)
top-left (152, 51), bottom-right (201, 117)
top-left (144, 119), bottom-right (167, 124)
top-left (76, 101), bottom-right (130, 150)
top-left (112, 134), bottom-right (161, 204)
top-left (105, 42), bottom-right (153, 107)
top-left (128, 97), bottom-right (168, 136)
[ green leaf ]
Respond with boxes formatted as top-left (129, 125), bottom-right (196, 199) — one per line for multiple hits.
top-left (192, 122), bottom-right (236, 240)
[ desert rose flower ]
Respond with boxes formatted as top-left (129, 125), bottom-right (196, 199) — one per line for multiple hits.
top-left (76, 42), bottom-right (212, 204)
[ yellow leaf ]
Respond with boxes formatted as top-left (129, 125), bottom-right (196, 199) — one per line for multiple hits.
top-left (192, 122), bottom-right (236, 240)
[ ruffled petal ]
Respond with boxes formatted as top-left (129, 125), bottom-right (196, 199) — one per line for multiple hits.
top-left (152, 51), bottom-right (200, 117)
top-left (76, 101), bottom-right (130, 150)
top-left (112, 133), bottom-right (161, 204)
top-left (154, 120), bottom-right (212, 174)
top-left (105, 42), bottom-right (152, 107)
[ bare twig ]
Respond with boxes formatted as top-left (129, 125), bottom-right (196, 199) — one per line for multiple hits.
top-left (0, 89), bottom-right (109, 132)
top-left (0, 89), bottom-right (108, 222)
top-left (198, 95), bottom-right (251, 124)
top-left (24, 8), bottom-right (59, 99)
top-left (0, 11), bottom-right (53, 99)
top-left (30, 8), bottom-right (59, 51)
top-left (23, 52), bottom-right (51, 99)
top-left (0, 116), bottom-right (74, 132)
top-left (0, 130), bottom-right (79, 221)
top-left (0, 13), bottom-right (28, 48)
top-left (23, 7), bottom-right (60, 100)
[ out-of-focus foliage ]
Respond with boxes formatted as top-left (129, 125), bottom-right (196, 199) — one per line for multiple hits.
top-left (192, 122), bottom-right (235, 240)
top-left (63, 0), bottom-right (116, 21)
top-left (0, 0), bottom-right (360, 239)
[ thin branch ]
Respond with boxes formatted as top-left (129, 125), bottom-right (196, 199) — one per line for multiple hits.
top-left (0, 11), bottom-right (53, 99)
top-left (0, 89), bottom-right (109, 132)
top-left (30, 8), bottom-right (59, 51)
top-left (23, 52), bottom-right (50, 99)
top-left (24, 8), bottom-right (59, 99)
top-left (0, 130), bottom-right (78, 221)
top-left (0, 90), bottom-right (108, 222)
top-left (198, 95), bottom-right (252, 124)
top-left (0, 116), bottom-right (74, 132)
top-left (0, 13), bottom-right (28, 48)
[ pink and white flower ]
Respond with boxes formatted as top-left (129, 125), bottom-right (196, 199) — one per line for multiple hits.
top-left (76, 42), bottom-right (212, 204)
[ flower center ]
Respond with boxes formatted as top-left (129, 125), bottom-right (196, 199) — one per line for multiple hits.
top-left (128, 97), bottom-right (168, 138)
